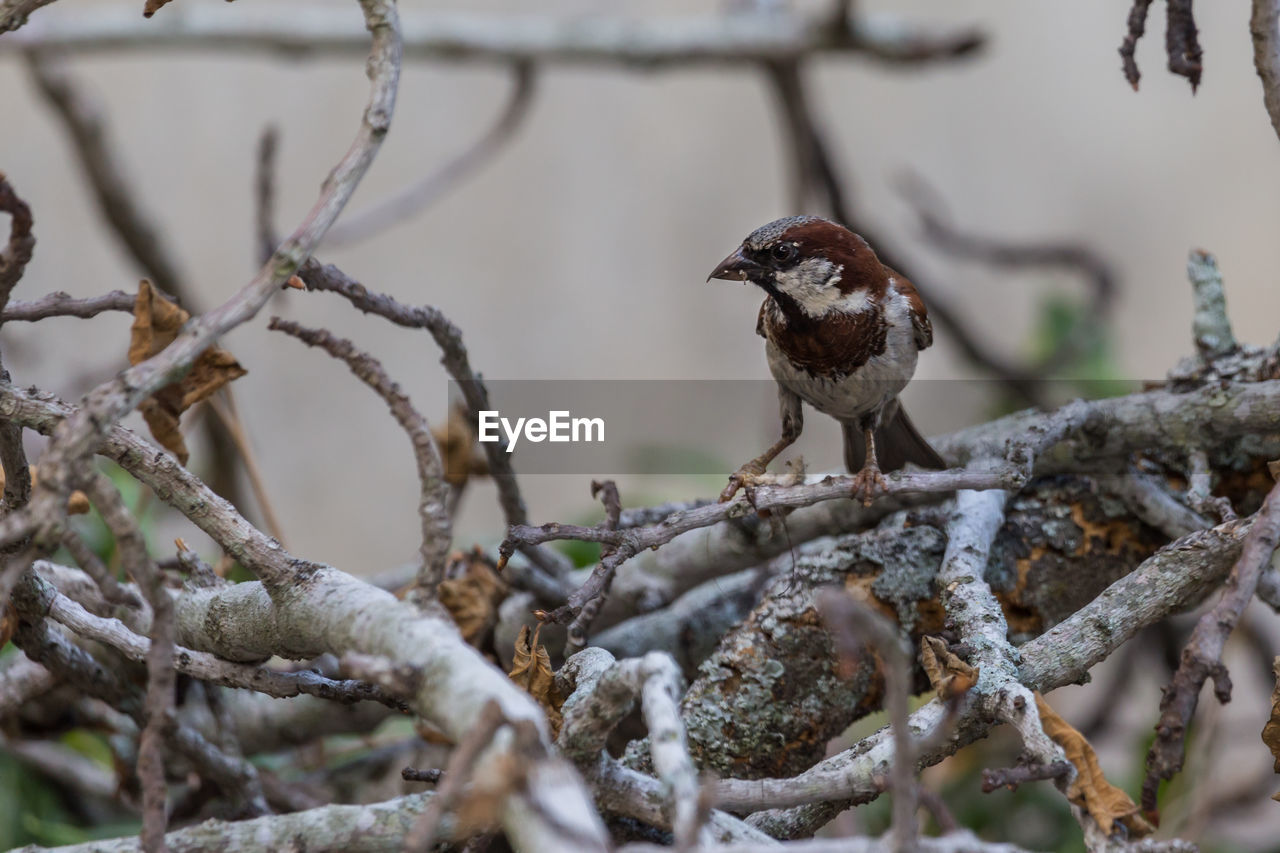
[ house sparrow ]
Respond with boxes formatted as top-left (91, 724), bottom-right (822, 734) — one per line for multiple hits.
top-left (708, 215), bottom-right (946, 503)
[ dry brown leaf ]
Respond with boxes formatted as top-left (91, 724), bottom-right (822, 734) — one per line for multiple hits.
top-left (0, 465), bottom-right (89, 515)
top-left (129, 280), bottom-right (246, 465)
top-left (1263, 657), bottom-right (1280, 787)
top-left (432, 406), bottom-right (489, 488)
top-left (509, 623), bottom-right (563, 737)
top-left (1035, 692), bottom-right (1153, 837)
top-left (142, 0), bottom-right (174, 17)
top-left (1269, 460), bottom-right (1280, 482)
top-left (920, 635), bottom-right (978, 700)
top-left (0, 601), bottom-right (17, 647)
top-left (438, 549), bottom-right (508, 648)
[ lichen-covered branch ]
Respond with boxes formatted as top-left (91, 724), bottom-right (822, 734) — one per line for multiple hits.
top-left (298, 258), bottom-right (572, 585)
top-left (729, 514), bottom-right (1250, 837)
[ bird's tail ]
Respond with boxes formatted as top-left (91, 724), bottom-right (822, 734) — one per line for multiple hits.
top-left (842, 404), bottom-right (946, 473)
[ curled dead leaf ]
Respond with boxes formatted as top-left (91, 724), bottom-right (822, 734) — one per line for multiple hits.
top-left (129, 280), bottom-right (246, 465)
top-left (1035, 693), bottom-right (1153, 838)
top-left (1262, 657), bottom-right (1280, 800)
top-left (432, 406), bottom-right (489, 488)
top-left (438, 548), bottom-right (508, 648)
top-left (920, 635), bottom-right (978, 700)
top-left (509, 623), bottom-right (564, 738)
top-left (0, 465), bottom-right (89, 515)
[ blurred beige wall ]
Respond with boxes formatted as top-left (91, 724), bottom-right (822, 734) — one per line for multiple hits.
top-left (2, 0), bottom-right (1278, 574)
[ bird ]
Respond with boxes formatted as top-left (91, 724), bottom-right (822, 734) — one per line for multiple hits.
top-left (707, 215), bottom-right (946, 503)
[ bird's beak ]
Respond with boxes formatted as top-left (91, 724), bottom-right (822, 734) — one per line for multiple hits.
top-left (707, 247), bottom-right (761, 282)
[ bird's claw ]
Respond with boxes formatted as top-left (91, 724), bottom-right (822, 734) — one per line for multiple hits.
top-left (850, 466), bottom-right (888, 506)
top-left (719, 463), bottom-right (767, 502)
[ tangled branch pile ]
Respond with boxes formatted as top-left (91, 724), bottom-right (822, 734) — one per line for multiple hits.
top-left (2, 1), bottom-right (1280, 852)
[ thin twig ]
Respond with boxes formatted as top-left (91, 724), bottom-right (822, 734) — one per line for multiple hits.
top-left (205, 389), bottom-right (290, 546)
top-left (1120, 0), bottom-right (1155, 89)
top-left (897, 173), bottom-right (1117, 376)
top-left (403, 700), bottom-right (505, 851)
top-left (255, 125), bottom-right (279, 264)
top-left (3, 9), bottom-right (986, 68)
top-left (1141, 476), bottom-right (1280, 818)
top-left (297, 259), bottom-right (572, 585)
top-left (981, 760), bottom-right (1073, 793)
top-left (402, 767), bottom-right (444, 784)
top-left (268, 317), bottom-right (451, 595)
top-left (817, 589), bottom-right (918, 853)
top-left (510, 462), bottom-right (1024, 628)
top-left (563, 480), bottom-right (622, 652)
top-left (79, 473), bottom-right (175, 850)
top-left (0, 174), bottom-right (36, 517)
top-left (0, 0), bottom-right (402, 571)
top-left (325, 61), bottom-right (537, 246)
top-left (0, 289), bottom-right (135, 322)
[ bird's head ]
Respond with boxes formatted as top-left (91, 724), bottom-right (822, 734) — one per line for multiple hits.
top-left (707, 216), bottom-right (888, 319)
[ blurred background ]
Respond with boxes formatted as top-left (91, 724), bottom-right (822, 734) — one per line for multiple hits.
top-left (2, 0), bottom-right (1279, 849)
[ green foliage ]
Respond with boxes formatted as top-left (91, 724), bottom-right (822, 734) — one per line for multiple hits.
top-left (0, 749), bottom-right (138, 848)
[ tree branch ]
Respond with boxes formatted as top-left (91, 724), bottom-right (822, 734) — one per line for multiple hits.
top-left (1141, 475), bottom-right (1280, 817)
top-left (2, 9), bottom-right (984, 69)
top-left (267, 317), bottom-right (451, 595)
top-left (1252, 0), bottom-right (1280, 142)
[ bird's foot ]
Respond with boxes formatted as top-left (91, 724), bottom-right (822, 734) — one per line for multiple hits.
top-left (719, 461), bottom-right (768, 502)
top-left (850, 465), bottom-right (888, 506)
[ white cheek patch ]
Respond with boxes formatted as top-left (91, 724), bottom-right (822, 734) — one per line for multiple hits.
top-left (774, 262), bottom-right (870, 318)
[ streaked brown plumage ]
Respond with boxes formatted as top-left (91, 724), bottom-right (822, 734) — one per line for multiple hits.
top-left (708, 215), bottom-right (945, 502)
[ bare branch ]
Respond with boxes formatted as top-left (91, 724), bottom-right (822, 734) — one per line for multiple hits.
top-left (27, 565), bottom-right (407, 709)
top-left (0, 289), bottom-right (135, 322)
top-left (1252, 0), bottom-right (1280, 142)
top-left (10, 612), bottom-right (270, 817)
top-left (0, 174), bottom-right (36, 517)
top-left (3, 9), bottom-right (984, 69)
top-left (507, 463), bottom-right (1021, 632)
top-left (24, 52), bottom-right (189, 303)
top-left (898, 174), bottom-right (1117, 376)
top-left (817, 590), bottom-right (917, 853)
top-left (1141, 476), bottom-right (1280, 817)
top-left (254, 125), bottom-right (279, 264)
top-left (0, 0), bottom-right (55, 33)
top-left (297, 259), bottom-right (572, 586)
top-left (1120, 0), bottom-right (1155, 89)
top-left (268, 317), bottom-right (450, 594)
top-left (325, 61), bottom-right (537, 246)
top-left (0, 0), bottom-right (402, 565)
top-left (80, 473), bottom-right (179, 849)
top-left (982, 761), bottom-right (1073, 793)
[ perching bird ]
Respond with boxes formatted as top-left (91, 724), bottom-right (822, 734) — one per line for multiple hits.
top-left (708, 215), bottom-right (946, 502)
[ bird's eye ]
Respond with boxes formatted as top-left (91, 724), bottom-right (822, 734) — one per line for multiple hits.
top-left (771, 243), bottom-right (797, 263)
